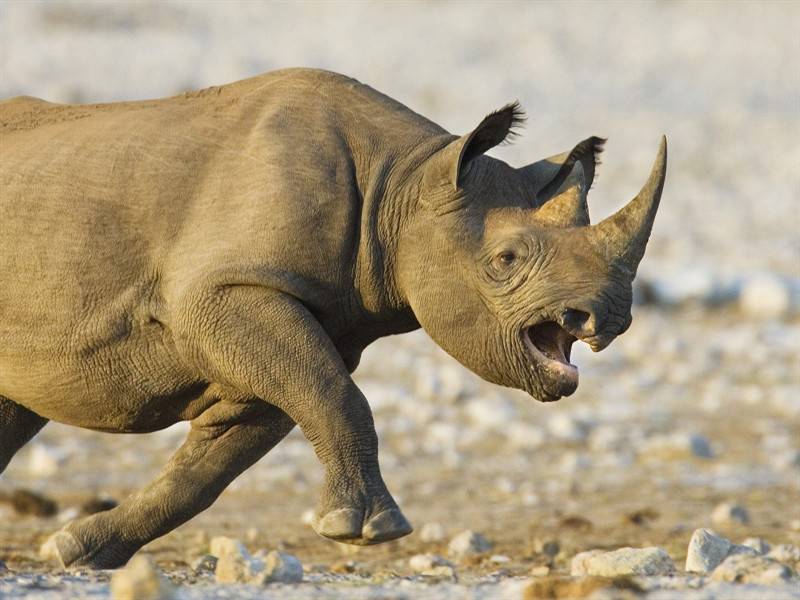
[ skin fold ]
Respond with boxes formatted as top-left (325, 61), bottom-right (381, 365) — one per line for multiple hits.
top-left (0, 68), bottom-right (666, 568)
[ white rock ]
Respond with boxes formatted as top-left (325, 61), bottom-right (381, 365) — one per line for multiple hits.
top-left (253, 551), bottom-right (303, 584)
top-left (409, 553), bottom-right (452, 572)
top-left (767, 544), bottom-right (800, 566)
top-left (739, 273), bottom-right (793, 319)
top-left (211, 537), bottom-right (263, 583)
top-left (570, 547), bottom-right (675, 576)
top-left (686, 528), bottom-right (732, 573)
top-left (209, 536), bottom-right (249, 560)
top-left (447, 530), bottom-right (492, 559)
top-left (711, 553), bottom-right (795, 585)
top-left (741, 537), bottom-right (771, 555)
top-left (712, 502), bottom-right (751, 526)
top-left (419, 522), bottom-right (447, 543)
top-left (110, 555), bottom-right (174, 600)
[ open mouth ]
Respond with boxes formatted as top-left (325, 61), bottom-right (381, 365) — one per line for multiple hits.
top-left (523, 321), bottom-right (579, 396)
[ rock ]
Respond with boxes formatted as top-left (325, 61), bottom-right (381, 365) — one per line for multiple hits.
top-left (191, 554), bottom-right (217, 573)
top-left (767, 544), bottom-right (800, 567)
top-left (686, 528), bottom-right (732, 573)
top-left (9, 488), bottom-right (58, 517)
top-left (420, 564), bottom-right (456, 578)
top-left (209, 536), bottom-right (249, 560)
top-left (211, 537), bottom-right (263, 583)
top-left (447, 530), bottom-right (492, 559)
top-left (570, 547), bottom-right (675, 576)
top-left (711, 501), bottom-right (750, 526)
top-left (110, 555), bottom-right (174, 600)
top-left (741, 537), bottom-right (771, 555)
top-left (739, 273), bottom-right (792, 319)
top-left (711, 553), bottom-right (794, 585)
top-left (253, 551), bottom-right (303, 584)
top-left (419, 521), bottom-right (447, 543)
top-left (409, 553), bottom-right (453, 573)
top-left (532, 538), bottom-right (561, 558)
top-left (490, 554), bottom-right (510, 564)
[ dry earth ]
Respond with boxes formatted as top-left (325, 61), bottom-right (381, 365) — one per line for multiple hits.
top-left (1, 2), bottom-right (798, 599)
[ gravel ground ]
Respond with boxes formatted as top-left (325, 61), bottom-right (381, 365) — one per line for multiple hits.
top-left (1, 2), bottom-right (798, 599)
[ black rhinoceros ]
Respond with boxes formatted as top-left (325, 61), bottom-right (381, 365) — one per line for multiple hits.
top-left (0, 68), bottom-right (666, 568)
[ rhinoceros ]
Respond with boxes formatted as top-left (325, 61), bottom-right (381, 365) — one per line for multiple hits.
top-left (0, 68), bottom-right (666, 568)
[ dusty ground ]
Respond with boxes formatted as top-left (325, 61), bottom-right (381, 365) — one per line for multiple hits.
top-left (1, 1), bottom-right (798, 598)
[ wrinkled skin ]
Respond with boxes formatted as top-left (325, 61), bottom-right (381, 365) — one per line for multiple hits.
top-left (0, 68), bottom-right (666, 568)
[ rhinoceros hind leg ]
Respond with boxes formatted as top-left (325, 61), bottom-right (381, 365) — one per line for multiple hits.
top-left (39, 401), bottom-right (295, 569)
top-left (0, 396), bottom-right (48, 474)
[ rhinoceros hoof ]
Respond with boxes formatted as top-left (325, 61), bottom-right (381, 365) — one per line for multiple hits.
top-left (40, 530), bottom-right (86, 569)
top-left (314, 507), bottom-right (413, 545)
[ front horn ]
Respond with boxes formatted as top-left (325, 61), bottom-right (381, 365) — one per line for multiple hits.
top-left (588, 136), bottom-right (667, 275)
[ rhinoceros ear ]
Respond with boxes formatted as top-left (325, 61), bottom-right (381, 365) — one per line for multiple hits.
top-left (437, 102), bottom-right (525, 190)
top-left (520, 136), bottom-right (605, 206)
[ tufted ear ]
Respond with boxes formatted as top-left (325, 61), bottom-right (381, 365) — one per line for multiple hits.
top-left (434, 102), bottom-right (526, 191)
top-left (519, 136), bottom-right (605, 206)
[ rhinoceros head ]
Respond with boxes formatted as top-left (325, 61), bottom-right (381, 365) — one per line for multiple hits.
top-left (399, 104), bottom-right (667, 402)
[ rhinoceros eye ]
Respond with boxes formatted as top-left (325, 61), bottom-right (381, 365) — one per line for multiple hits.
top-left (497, 251), bottom-right (516, 266)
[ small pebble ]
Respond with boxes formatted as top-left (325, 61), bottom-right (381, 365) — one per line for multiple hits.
top-left (489, 554), bottom-right (510, 564)
top-left (418, 521), bottom-right (446, 543)
top-left (253, 551), bottom-right (303, 584)
top-left (711, 553), bottom-right (794, 585)
top-left (532, 538), bottom-right (561, 557)
top-left (191, 554), bottom-right (217, 574)
top-left (447, 530), bottom-right (492, 559)
top-left (110, 555), bottom-right (174, 600)
top-left (301, 508), bottom-right (316, 526)
top-left (571, 547), bottom-right (675, 576)
top-left (685, 528), bottom-right (731, 573)
top-left (711, 501), bottom-right (750, 526)
top-left (409, 553), bottom-right (452, 573)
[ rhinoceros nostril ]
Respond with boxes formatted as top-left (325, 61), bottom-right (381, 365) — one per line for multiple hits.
top-left (561, 308), bottom-right (594, 336)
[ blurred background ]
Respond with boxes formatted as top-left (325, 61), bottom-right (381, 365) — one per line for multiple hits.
top-left (1, 0), bottom-right (798, 592)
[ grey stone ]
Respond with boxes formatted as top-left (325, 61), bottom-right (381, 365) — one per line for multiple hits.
top-left (711, 553), bottom-right (795, 585)
top-left (571, 547), bottom-right (675, 576)
top-left (739, 273), bottom-right (793, 318)
top-left (211, 537), bottom-right (263, 584)
top-left (686, 528), bottom-right (732, 573)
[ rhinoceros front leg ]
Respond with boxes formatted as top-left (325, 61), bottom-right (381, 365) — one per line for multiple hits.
top-left (176, 286), bottom-right (411, 546)
top-left (41, 401), bottom-right (294, 569)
